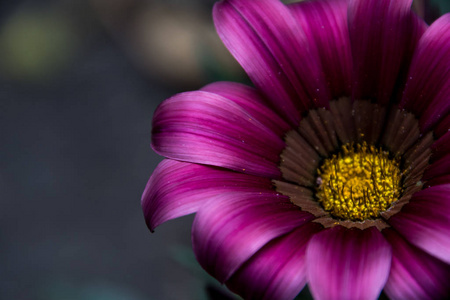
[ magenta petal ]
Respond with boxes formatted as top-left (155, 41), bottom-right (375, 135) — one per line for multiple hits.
top-left (142, 159), bottom-right (273, 231)
top-left (213, 0), bottom-right (330, 125)
top-left (430, 131), bottom-right (450, 162)
top-left (306, 226), bottom-right (391, 300)
top-left (426, 174), bottom-right (450, 188)
top-left (388, 184), bottom-right (450, 264)
top-left (420, 92), bottom-right (450, 134)
top-left (433, 113), bottom-right (450, 139)
top-left (152, 91), bottom-right (285, 178)
top-left (290, 0), bottom-right (352, 98)
top-left (383, 228), bottom-right (450, 300)
top-left (423, 153), bottom-right (450, 181)
top-left (400, 13), bottom-right (450, 132)
top-left (226, 222), bottom-right (323, 300)
top-left (200, 81), bottom-right (291, 136)
top-left (348, 0), bottom-right (426, 104)
top-left (192, 192), bottom-right (314, 283)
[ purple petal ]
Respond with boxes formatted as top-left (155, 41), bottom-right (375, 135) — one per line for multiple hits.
top-left (426, 174), bottom-right (450, 188)
top-left (388, 184), bottom-right (450, 264)
top-left (423, 153), bottom-right (450, 181)
top-left (192, 192), bottom-right (314, 283)
top-left (290, 0), bottom-right (352, 99)
top-left (383, 228), bottom-right (450, 300)
top-left (433, 113), bottom-right (450, 139)
top-left (213, 0), bottom-right (330, 125)
top-left (420, 90), bottom-right (450, 134)
top-left (430, 131), bottom-right (450, 162)
top-left (399, 13), bottom-right (450, 132)
top-left (226, 222), bottom-right (323, 300)
top-left (348, 0), bottom-right (426, 104)
top-left (200, 81), bottom-right (291, 136)
top-left (142, 159), bottom-right (273, 231)
top-left (306, 226), bottom-right (391, 300)
top-left (152, 91), bottom-right (285, 178)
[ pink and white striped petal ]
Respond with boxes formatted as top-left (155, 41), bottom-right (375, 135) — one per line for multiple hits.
top-left (306, 226), bottom-right (392, 300)
top-left (152, 91), bottom-right (285, 178)
top-left (290, 0), bottom-right (352, 99)
top-left (383, 228), bottom-right (450, 300)
top-left (388, 184), bottom-right (450, 264)
top-left (399, 13), bottom-right (450, 132)
top-left (348, 0), bottom-right (426, 104)
top-left (142, 159), bottom-right (273, 231)
top-left (213, 0), bottom-right (330, 125)
top-left (226, 222), bottom-right (323, 300)
top-left (192, 192), bottom-right (314, 283)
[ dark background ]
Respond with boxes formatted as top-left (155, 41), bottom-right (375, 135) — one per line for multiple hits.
top-left (0, 0), bottom-right (448, 299)
top-left (0, 1), bottom-right (242, 299)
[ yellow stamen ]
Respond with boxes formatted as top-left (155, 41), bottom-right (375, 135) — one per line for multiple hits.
top-left (316, 143), bottom-right (402, 221)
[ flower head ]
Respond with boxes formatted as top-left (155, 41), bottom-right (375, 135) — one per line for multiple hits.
top-left (142, 0), bottom-right (450, 299)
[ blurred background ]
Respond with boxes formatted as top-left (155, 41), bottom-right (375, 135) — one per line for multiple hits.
top-left (0, 0), bottom-right (448, 299)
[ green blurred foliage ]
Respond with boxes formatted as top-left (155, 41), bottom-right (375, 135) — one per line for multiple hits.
top-left (0, 6), bottom-right (80, 82)
top-left (432, 0), bottom-right (450, 13)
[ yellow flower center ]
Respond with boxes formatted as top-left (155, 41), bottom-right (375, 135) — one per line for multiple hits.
top-left (316, 143), bottom-right (403, 221)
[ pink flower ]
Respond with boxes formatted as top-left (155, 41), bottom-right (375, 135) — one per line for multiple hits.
top-left (142, 0), bottom-right (450, 299)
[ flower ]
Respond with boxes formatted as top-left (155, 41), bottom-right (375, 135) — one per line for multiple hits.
top-left (142, 0), bottom-right (450, 299)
